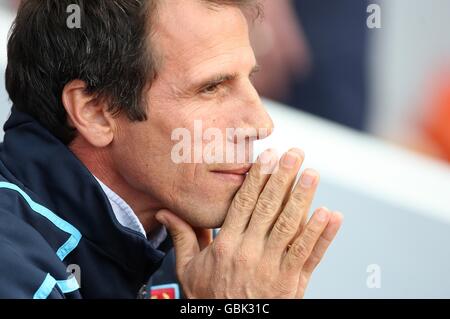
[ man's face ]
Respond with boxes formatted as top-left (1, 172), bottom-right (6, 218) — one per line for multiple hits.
top-left (112, 0), bottom-right (273, 228)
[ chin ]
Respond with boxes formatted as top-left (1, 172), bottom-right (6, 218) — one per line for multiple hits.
top-left (175, 198), bottom-right (230, 229)
top-left (169, 175), bottom-right (240, 229)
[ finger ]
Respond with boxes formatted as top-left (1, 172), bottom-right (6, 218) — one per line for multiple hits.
top-left (295, 211), bottom-right (343, 299)
top-left (297, 170), bottom-right (320, 231)
top-left (266, 169), bottom-right (319, 255)
top-left (155, 209), bottom-right (199, 271)
top-left (302, 211), bottom-right (343, 276)
top-left (221, 149), bottom-right (277, 235)
top-left (245, 148), bottom-right (305, 239)
top-left (281, 207), bottom-right (330, 276)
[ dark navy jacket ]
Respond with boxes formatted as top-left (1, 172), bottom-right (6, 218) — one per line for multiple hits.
top-left (0, 107), bottom-right (177, 299)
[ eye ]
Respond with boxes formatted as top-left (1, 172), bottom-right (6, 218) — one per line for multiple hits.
top-left (201, 83), bottom-right (221, 95)
top-left (249, 67), bottom-right (260, 84)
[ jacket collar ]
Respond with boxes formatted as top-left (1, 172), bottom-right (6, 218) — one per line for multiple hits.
top-left (1, 106), bottom-right (169, 280)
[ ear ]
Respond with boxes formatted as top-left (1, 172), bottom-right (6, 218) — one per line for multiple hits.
top-left (62, 80), bottom-right (115, 147)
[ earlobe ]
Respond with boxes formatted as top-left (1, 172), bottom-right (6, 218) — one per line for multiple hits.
top-left (62, 80), bottom-right (115, 148)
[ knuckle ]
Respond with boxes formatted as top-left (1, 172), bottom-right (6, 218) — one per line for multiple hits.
top-left (290, 191), bottom-right (309, 208)
top-left (255, 197), bottom-right (277, 217)
top-left (272, 173), bottom-right (290, 188)
top-left (171, 230), bottom-right (188, 245)
top-left (233, 248), bottom-right (252, 265)
top-left (274, 216), bottom-right (297, 236)
top-left (290, 242), bottom-right (309, 261)
top-left (232, 193), bottom-right (255, 211)
top-left (212, 238), bottom-right (231, 259)
top-left (305, 225), bottom-right (321, 241)
top-left (248, 168), bottom-right (264, 182)
top-left (302, 229), bottom-right (318, 246)
top-left (320, 235), bottom-right (333, 247)
top-left (307, 251), bottom-right (321, 269)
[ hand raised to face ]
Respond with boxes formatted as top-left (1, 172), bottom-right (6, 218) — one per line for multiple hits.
top-left (156, 148), bottom-right (343, 299)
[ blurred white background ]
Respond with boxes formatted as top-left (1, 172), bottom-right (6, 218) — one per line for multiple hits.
top-left (0, 3), bottom-right (14, 141)
top-left (369, 0), bottom-right (450, 155)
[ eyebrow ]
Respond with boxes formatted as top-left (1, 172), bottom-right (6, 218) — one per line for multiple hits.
top-left (193, 64), bottom-right (261, 92)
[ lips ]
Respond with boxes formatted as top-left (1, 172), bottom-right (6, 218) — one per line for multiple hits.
top-left (211, 164), bottom-right (252, 176)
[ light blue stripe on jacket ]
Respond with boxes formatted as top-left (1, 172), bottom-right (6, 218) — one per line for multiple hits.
top-left (0, 182), bottom-right (82, 298)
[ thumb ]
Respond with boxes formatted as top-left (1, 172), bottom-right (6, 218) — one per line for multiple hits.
top-left (155, 209), bottom-right (200, 269)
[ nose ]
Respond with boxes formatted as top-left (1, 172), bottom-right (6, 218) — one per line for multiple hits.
top-left (224, 81), bottom-right (274, 164)
top-left (240, 81), bottom-right (274, 141)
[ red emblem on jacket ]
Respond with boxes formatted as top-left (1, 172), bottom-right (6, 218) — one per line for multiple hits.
top-left (150, 283), bottom-right (180, 299)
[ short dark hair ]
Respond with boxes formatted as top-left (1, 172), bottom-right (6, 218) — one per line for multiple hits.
top-left (5, 0), bottom-right (259, 144)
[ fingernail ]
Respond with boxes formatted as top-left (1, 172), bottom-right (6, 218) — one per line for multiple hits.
top-left (155, 214), bottom-right (166, 225)
top-left (291, 148), bottom-right (305, 158)
top-left (281, 151), bottom-right (300, 168)
top-left (334, 211), bottom-right (344, 221)
top-left (258, 149), bottom-right (273, 165)
top-left (300, 170), bottom-right (317, 188)
top-left (316, 208), bottom-right (329, 222)
top-left (259, 149), bottom-right (278, 175)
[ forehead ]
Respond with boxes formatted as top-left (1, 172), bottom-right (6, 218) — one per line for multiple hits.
top-left (153, 0), bottom-right (254, 78)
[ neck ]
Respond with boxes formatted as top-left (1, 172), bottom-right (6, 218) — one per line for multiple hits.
top-left (70, 137), bottom-right (162, 233)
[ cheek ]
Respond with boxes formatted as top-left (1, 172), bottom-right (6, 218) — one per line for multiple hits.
top-left (121, 112), bottom-right (179, 160)
top-left (175, 162), bottom-right (236, 202)
top-left (171, 162), bottom-right (204, 194)
top-left (112, 120), bottom-right (176, 188)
